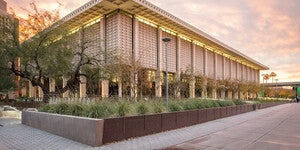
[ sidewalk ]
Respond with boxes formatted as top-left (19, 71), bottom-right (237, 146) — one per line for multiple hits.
top-left (0, 103), bottom-right (298, 150)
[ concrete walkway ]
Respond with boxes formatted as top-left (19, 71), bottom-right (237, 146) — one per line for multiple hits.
top-left (0, 103), bottom-right (298, 150)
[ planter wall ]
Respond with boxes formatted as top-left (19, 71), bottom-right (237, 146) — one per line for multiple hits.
top-left (22, 101), bottom-right (289, 146)
top-left (22, 111), bottom-right (104, 147)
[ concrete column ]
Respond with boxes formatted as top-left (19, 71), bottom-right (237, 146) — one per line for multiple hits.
top-left (101, 80), bottom-right (109, 98)
top-left (22, 87), bottom-right (26, 96)
top-left (38, 79), bottom-right (44, 98)
top-left (228, 91), bottom-right (233, 99)
top-left (241, 64), bottom-right (244, 81)
top-left (155, 28), bottom-right (162, 97)
top-left (100, 15), bottom-right (106, 62)
top-left (222, 55), bottom-right (225, 80)
top-left (201, 78), bottom-right (207, 98)
top-left (133, 16), bottom-right (139, 61)
top-left (212, 88), bottom-right (217, 99)
top-left (189, 79), bottom-right (195, 98)
top-left (236, 61), bottom-right (238, 80)
top-left (175, 36), bottom-right (181, 98)
top-left (239, 92), bottom-right (244, 100)
top-left (214, 52), bottom-right (217, 80)
top-left (130, 73), bottom-right (138, 99)
top-left (189, 43), bottom-right (195, 98)
top-left (79, 76), bottom-right (87, 98)
top-left (229, 59), bottom-right (232, 80)
top-left (221, 90), bottom-right (225, 99)
top-left (203, 48), bottom-right (208, 98)
top-left (49, 78), bottom-right (55, 92)
top-left (127, 16), bottom-right (139, 99)
top-left (233, 91), bottom-right (239, 99)
top-left (118, 79), bottom-right (122, 98)
top-left (203, 48), bottom-right (208, 76)
top-left (62, 76), bottom-right (69, 98)
top-left (155, 71), bottom-right (162, 97)
top-left (212, 52), bottom-right (217, 99)
top-left (28, 82), bottom-right (34, 97)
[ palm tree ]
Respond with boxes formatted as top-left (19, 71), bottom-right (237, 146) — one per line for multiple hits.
top-left (269, 72), bottom-right (277, 83)
top-left (263, 74), bottom-right (270, 83)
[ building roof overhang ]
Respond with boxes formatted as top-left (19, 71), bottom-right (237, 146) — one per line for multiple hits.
top-left (49, 0), bottom-right (269, 70)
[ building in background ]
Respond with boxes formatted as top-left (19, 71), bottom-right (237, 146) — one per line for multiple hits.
top-left (24, 0), bottom-right (268, 100)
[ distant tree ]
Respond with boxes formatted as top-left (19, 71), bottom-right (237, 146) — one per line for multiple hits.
top-left (269, 72), bottom-right (277, 83)
top-left (263, 74), bottom-right (270, 83)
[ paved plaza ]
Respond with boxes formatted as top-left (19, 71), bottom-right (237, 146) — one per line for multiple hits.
top-left (0, 103), bottom-right (299, 150)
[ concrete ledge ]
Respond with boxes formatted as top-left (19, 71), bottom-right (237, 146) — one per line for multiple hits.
top-left (21, 111), bottom-right (104, 147)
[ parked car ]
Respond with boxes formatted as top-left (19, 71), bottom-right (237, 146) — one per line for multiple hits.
top-left (0, 105), bottom-right (21, 119)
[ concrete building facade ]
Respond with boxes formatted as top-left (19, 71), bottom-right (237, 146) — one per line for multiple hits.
top-left (26, 0), bottom-right (268, 99)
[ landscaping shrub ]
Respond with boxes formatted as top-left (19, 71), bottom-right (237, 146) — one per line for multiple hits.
top-left (218, 100), bottom-right (235, 107)
top-left (38, 104), bottom-right (51, 112)
top-left (232, 100), bottom-right (246, 105)
top-left (48, 103), bottom-right (69, 114)
top-left (66, 103), bottom-right (84, 116)
top-left (136, 102), bottom-right (149, 115)
top-left (151, 101), bottom-right (165, 113)
top-left (117, 101), bottom-right (130, 117)
top-left (203, 100), bottom-right (220, 108)
top-left (183, 100), bottom-right (197, 110)
top-left (82, 103), bottom-right (111, 118)
top-left (169, 101), bottom-right (182, 112)
top-left (191, 99), bottom-right (206, 109)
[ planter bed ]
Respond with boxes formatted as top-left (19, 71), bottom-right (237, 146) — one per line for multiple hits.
top-left (22, 101), bottom-right (289, 146)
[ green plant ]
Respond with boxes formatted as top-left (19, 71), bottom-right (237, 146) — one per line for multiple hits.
top-left (151, 101), bottom-right (165, 113)
top-left (232, 100), bottom-right (246, 105)
top-left (38, 104), bottom-right (51, 112)
top-left (218, 100), bottom-right (235, 107)
top-left (169, 101), bottom-right (182, 112)
top-left (183, 100), bottom-right (197, 110)
top-left (48, 103), bottom-right (69, 114)
top-left (66, 103), bottom-right (84, 116)
top-left (136, 103), bottom-right (149, 115)
top-left (117, 102), bottom-right (130, 116)
top-left (82, 103), bottom-right (111, 118)
top-left (193, 99), bottom-right (206, 109)
top-left (203, 100), bottom-right (220, 108)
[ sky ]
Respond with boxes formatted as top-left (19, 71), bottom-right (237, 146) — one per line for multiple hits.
top-left (7, 0), bottom-right (300, 83)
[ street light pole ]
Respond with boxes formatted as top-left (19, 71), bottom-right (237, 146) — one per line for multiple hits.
top-left (162, 37), bottom-right (171, 109)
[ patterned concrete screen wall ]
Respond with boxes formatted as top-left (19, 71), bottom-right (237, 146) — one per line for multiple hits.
top-left (194, 45), bottom-right (204, 75)
top-left (237, 62), bottom-right (242, 80)
top-left (162, 31), bottom-right (176, 73)
top-left (106, 13), bottom-right (119, 63)
top-left (119, 13), bottom-right (133, 62)
top-left (84, 22), bottom-right (101, 58)
top-left (216, 53), bottom-right (223, 79)
top-left (224, 57), bottom-right (230, 79)
top-left (138, 21), bottom-right (157, 69)
top-left (207, 50), bottom-right (214, 78)
top-left (180, 38), bottom-right (192, 72)
top-left (231, 61), bottom-right (237, 80)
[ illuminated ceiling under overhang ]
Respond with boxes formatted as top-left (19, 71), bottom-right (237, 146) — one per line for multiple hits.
top-left (50, 0), bottom-right (269, 70)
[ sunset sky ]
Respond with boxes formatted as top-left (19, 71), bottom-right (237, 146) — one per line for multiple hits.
top-left (7, 0), bottom-right (300, 83)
